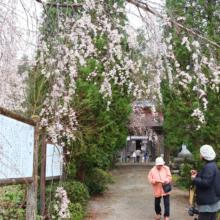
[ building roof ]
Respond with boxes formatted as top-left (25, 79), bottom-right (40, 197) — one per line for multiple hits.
top-left (144, 112), bottom-right (163, 128)
top-left (129, 111), bottom-right (163, 129)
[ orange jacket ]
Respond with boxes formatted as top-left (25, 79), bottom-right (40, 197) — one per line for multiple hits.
top-left (148, 165), bottom-right (172, 198)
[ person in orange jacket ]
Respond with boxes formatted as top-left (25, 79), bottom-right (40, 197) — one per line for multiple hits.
top-left (148, 157), bottom-right (172, 220)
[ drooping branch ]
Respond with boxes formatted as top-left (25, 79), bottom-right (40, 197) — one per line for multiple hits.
top-left (35, 0), bottom-right (98, 8)
top-left (37, 0), bottom-right (220, 49)
top-left (125, 0), bottom-right (220, 50)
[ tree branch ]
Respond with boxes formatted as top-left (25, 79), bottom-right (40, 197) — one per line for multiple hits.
top-left (125, 0), bottom-right (220, 49)
top-left (35, 0), bottom-right (98, 8)
top-left (35, 0), bottom-right (220, 49)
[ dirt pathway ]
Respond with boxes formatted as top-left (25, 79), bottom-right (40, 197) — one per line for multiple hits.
top-left (84, 163), bottom-right (196, 220)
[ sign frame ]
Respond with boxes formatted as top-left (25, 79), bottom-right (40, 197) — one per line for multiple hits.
top-left (0, 107), bottom-right (40, 220)
top-left (40, 135), bottom-right (66, 215)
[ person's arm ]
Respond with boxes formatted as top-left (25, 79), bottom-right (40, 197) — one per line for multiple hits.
top-left (191, 170), bottom-right (197, 180)
top-left (192, 166), bottom-right (215, 188)
top-left (148, 169), bottom-right (156, 185)
top-left (191, 170), bottom-right (197, 176)
top-left (164, 167), bottom-right (172, 184)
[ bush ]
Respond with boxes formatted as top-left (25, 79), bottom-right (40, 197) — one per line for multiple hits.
top-left (63, 180), bottom-right (90, 206)
top-left (68, 202), bottom-right (88, 220)
top-left (177, 179), bottom-right (187, 190)
top-left (85, 168), bottom-right (114, 195)
top-left (179, 162), bottom-right (194, 190)
top-left (43, 180), bottom-right (90, 219)
top-left (171, 175), bottom-right (179, 181)
top-left (0, 185), bottom-right (25, 219)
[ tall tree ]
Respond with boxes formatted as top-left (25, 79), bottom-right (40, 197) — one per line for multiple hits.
top-left (30, 0), bottom-right (139, 183)
top-left (162, 0), bottom-right (220, 161)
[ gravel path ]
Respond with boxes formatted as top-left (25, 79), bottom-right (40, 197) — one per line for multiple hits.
top-left (84, 163), bottom-right (196, 220)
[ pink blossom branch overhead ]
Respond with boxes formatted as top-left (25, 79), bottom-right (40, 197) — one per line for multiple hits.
top-left (125, 0), bottom-right (220, 50)
top-left (35, 0), bottom-right (220, 50)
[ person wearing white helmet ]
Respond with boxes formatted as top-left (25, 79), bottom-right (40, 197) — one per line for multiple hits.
top-left (148, 157), bottom-right (172, 220)
top-left (191, 145), bottom-right (220, 220)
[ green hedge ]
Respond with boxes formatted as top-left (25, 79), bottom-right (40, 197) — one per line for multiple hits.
top-left (85, 168), bottom-right (114, 195)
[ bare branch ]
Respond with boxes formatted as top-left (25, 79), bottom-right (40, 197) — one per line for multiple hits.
top-left (125, 0), bottom-right (220, 49)
top-left (35, 0), bottom-right (220, 49)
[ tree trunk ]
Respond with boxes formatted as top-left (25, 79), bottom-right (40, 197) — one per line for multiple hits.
top-left (76, 161), bottom-right (85, 184)
top-left (110, 159), bottom-right (115, 170)
top-left (157, 134), bottom-right (163, 156)
top-left (164, 146), bottom-right (170, 166)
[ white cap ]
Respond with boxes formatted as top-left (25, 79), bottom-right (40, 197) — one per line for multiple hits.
top-left (155, 157), bottom-right (165, 166)
top-left (200, 145), bottom-right (216, 161)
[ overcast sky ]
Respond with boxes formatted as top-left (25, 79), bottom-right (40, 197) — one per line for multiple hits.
top-left (126, 0), bottom-right (164, 29)
top-left (14, 0), bottom-right (165, 59)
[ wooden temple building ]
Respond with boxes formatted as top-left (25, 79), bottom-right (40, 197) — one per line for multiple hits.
top-left (120, 101), bottom-right (164, 163)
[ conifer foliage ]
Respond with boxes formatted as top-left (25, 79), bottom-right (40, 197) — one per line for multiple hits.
top-left (33, 0), bottom-right (138, 182)
top-left (162, 0), bottom-right (220, 158)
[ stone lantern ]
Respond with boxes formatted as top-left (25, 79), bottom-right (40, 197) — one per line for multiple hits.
top-left (174, 144), bottom-right (191, 165)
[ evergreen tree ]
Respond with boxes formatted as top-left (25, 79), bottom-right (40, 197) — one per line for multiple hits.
top-left (29, 0), bottom-right (137, 183)
top-left (162, 0), bottom-right (220, 164)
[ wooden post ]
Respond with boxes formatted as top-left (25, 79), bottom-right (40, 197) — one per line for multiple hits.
top-left (0, 107), bottom-right (36, 126)
top-left (26, 115), bottom-right (40, 220)
top-left (0, 177), bottom-right (35, 186)
top-left (124, 147), bottom-right (127, 163)
top-left (40, 135), bottom-right (47, 216)
top-left (128, 141), bottom-right (131, 155)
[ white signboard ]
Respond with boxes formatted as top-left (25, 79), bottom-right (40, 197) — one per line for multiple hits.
top-left (46, 144), bottom-right (63, 177)
top-left (0, 114), bottom-right (34, 179)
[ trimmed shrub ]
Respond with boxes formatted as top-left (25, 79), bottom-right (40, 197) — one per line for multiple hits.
top-left (69, 202), bottom-right (88, 220)
top-left (63, 180), bottom-right (90, 206)
top-left (85, 168), bottom-right (114, 195)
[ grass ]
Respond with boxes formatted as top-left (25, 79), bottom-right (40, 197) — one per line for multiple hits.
top-left (177, 180), bottom-right (187, 190)
top-left (171, 175), bottom-right (179, 181)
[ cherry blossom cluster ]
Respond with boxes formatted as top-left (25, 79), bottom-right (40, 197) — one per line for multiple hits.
top-left (139, 12), bottom-right (220, 127)
top-left (129, 102), bottom-right (158, 137)
top-left (38, 1), bottom-right (141, 144)
top-left (177, 17), bottom-right (186, 21)
top-left (179, 39), bottom-right (219, 116)
top-left (54, 187), bottom-right (71, 219)
top-left (191, 108), bottom-right (206, 125)
top-left (1, 0), bottom-right (220, 140)
top-left (0, 0), bottom-right (33, 111)
top-left (2, 0), bottom-right (220, 218)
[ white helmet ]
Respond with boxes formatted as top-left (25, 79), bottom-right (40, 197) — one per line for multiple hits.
top-left (155, 157), bottom-right (165, 166)
top-left (200, 145), bottom-right (216, 161)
